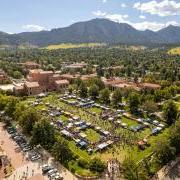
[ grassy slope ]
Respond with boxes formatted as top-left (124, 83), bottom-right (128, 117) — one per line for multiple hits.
top-left (168, 47), bottom-right (180, 55)
top-left (44, 43), bottom-right (106, 50)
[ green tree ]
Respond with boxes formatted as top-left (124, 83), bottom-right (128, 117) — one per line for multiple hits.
top-left (100, 88), bottom-right (110, 104)
top-left (88, 77), bottom-right (105, 90)
top-left (18, 108), bottom-right (39, 135)
top-left (154, 137), bottom-right (176, 165)
top-left (0, 94), bottom-right (10, 111)
top-left (31, 118), bottom-right (55, 149)
top-left (143, 100), bottom-right (158, 113)
top-left (52, 136), bottom-right (73, 164)
top-left (13, 102), bottom-right (27, 121)
top-left (4, 97), bottom-right (19, 117)
top-left (79, 82), bottom-right (88, 98)
top-left (13, 71), bottom-right (22, 79)
top-left (169, 121), bottom-right (180, 154)
top-left (128, 93), bottom-right (140, 114)
top-left (88, 84), bottom-right (99, 100)
top-left (111, 89), bottom-right (122, 107)
top-left (163, 100), bottom-right (178, 125)
top-left (89, 158), bottom-right (106, 173)
top-left (122, 157), bottom-right (148, 180)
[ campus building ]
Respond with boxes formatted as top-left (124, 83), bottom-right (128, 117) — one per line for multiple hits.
top-left (14, 69), bottom-right (69, 95)
top-left (18, 61), bottom-right (40, 70)
top-left (59, 73), bottom-right (97, 83)
top-left (102, 77), bottom-right (161, 91)
top-left (63, 62), bottom-right (88, 71)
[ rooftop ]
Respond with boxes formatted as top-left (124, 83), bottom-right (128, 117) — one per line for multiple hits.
top-left (65, 62), bottom-right (87, 69)
top-left (20, 61), bottom-right (40, 66)
top-left (25, 82), bottom-right (40, 88)
top-left (29, 69), bottom-right (43, 74)
top-left (60, 74), bottom-right (80, 79)
top-left (55, 79), bottom-right (69, 85)
top-left (142, 83), bottom-right (161, 89)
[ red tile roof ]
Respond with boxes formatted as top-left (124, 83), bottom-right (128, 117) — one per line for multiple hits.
top-left (25, 82), bottom-right (40, 88)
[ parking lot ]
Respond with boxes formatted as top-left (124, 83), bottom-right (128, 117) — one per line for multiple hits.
top-left (0, 122), bottom-right (77, 180)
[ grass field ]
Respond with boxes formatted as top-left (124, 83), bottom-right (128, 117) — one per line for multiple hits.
top-left (175, 101), bottom-right (180, 110)
top-left (85, 129), bottom-right (101, 143)
top-left (168, 47), bottom-right (180, 55)
top-left (88, 107), bottom-right (102, 114)
top-left (121, 117), bottom-right (139, 127)
top-left (44, 43), bottom-right (106, 50)
top-left (22, 93), bottom-right (170, 177)
top-left (60, 114), bottom-right (69, 121)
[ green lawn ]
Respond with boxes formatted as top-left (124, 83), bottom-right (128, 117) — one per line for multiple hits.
top-left (121, 116), bottom-right (139, 127)
top-left (67, 98), bottom-right (77, 102)
top-left (68, 140), bottom-right (91, 160)
top-left (85, 129), bottom-right (101, 143)
top-left (88, 107), bottom-right (102, 114)
top-left (36, 104), bottom-right (47, 111)
top-left (68, 160), bottom-right (98, 177)
top-left (22, 93), bottom-right (170, 166)
top-left (60, 114), bottom-right (69, 121)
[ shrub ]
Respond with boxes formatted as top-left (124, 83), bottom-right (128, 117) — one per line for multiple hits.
top-left (77, 158), bottom-right (89, 169)
top-left (89, 158), bottom-right (106, 173)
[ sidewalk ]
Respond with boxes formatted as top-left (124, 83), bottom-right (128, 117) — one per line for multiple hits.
top-left (0, 122), bottom-right (46, 180)
top-left (0, 122), bottom-right (78, 180)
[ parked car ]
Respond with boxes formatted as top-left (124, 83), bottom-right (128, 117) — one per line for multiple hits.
top-left (7, 127), bottom-right (16, 134)
top-left (42, 164), bottom-right (54, 174)
top-left (47, 169), bottom-right (58, 177)
top-left (31, 154), bottom-right (41, 161)
top-left (50, 173), bottom-right (63, 180)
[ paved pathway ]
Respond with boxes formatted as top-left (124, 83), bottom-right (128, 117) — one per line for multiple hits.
top-left (0, 122), bottom-right (78, 180)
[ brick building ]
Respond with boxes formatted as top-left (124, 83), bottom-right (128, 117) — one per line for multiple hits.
top-left (14, 69), bottom-right (69, 96)
top-left (18, 61), bottom-right (40, 70)
top-left (63, 62), bottom-right (88, 71)
top-left (102, 77), bottom-right (161, 91)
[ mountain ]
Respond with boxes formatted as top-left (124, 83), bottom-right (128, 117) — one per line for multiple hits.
top-left (0, 18), bottom-right (180, 47)
top-left (157, 25), bottom-right (180, 44)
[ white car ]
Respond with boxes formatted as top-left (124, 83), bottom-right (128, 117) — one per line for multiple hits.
top-left (47, 169), bottom-right (58, 176)
top-left (49, 172), bottom-right (60, 179)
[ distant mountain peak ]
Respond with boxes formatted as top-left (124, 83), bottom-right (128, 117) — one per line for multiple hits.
top-left (0, 18), bottom-right (180, 47)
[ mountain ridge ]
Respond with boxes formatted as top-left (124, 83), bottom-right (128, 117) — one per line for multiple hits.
top-left (0, 18), bottom-right (180, 47)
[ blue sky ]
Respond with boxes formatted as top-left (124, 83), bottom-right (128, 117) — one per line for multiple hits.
top-left (0, 0), bottom-right (180, 33)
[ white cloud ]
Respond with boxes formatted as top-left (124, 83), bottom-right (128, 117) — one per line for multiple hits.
top-left (98, 0), bottom-right (107, 3)
top-left (105, 14), bottom-right (129, 22)
top-left (134, 2), bottom-right (141, 9)
top-left (92, 10), bottom-right (179, 31)
top-left (7, 32), bottom-right (14, 34)
top-left (139, 15), bottom-right (146, 19)
top-left (22, 24), bottom-right (47, 32)
top-left (134, 0), bottom-right (180, 16)
top-left (131, 20), bottom-right (179, 31)
top-left (121, 3), bottom-right (127, 8)
top-left (92, 10), bottom-right (106, 16)
top-left (92, 10), bottom-right (129, 23)
top-left (133, 21), bottom-right (168, 31)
